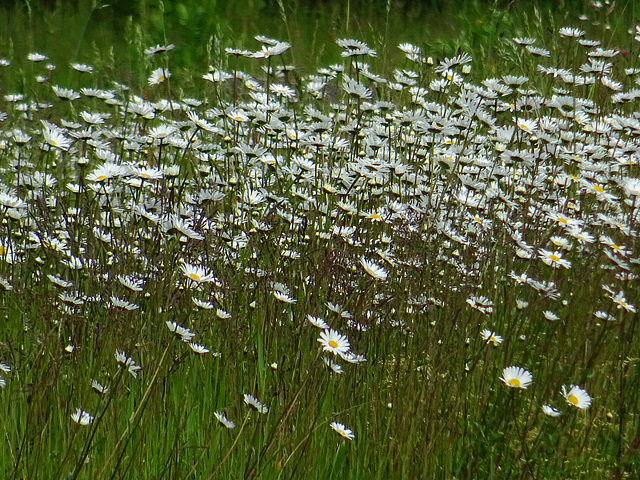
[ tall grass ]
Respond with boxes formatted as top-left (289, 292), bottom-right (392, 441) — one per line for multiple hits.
top-left (0, 0), bottom-right (640, 479)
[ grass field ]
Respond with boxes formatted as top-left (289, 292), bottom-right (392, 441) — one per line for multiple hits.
top-left (1, 0), bottom-right (640, 478)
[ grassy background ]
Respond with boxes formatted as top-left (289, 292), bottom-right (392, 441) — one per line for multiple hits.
top-left (3, 0), bottom-right (637, 90)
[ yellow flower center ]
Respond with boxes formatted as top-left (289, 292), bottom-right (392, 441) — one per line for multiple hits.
top-left (558, 217), bottom-right (568, 224)
top-left (189, 273), bottom-right (200, 280)
top-left (51, 139), bottom-right (58, 146)
top-left (509, 378), bottom-right (521, 387)
top-left (594, 184), bottom-right (605, 193)
top-left (371, 214), bottom-right (382, 219)
top-left (611, 244), bottom-right (621, 250)
top-left (0, 245), bottom-right (5, 256)
top-left (568, 394), bottom-right (579, 405)
top-left (158, 75), bottom-right (165, 83)
top-left (329, 340), bottom-right (338, 348)
top-left (550, 254), bottom-right (560, 262)
top-left (96, 175), bottom-right (107, 181)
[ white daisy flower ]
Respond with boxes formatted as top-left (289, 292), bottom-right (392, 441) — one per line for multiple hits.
top-left (323, 357), bottom-right (343, 374)
top-left (318, 329), bottom-right (350, 356)
top-left (115, 350), bottom-right (142, 378)
top-left (244, 393), bottom-right (268, 414)
top-left (330, 421), bottom-right (354, 440)
top-left (360, 257), bottom-right (388, 280)
top-left (538, 249), bottom-right (571, 269)
top-left (166, 321), bottom-right (195, 342)
top-left (148, 67), bottom-right (171, 85)
top-left (214, 411), bottom-right (235, 428)
top-left (500, 366), bottom-right (533, 389)
top-left (189, 343), bottom-right (210, 354)
top-left (306, 314), bottom-right (329, 329)
top-left (562, 385), bottom-right (591, 409)
top-left (274, 290), bottom-right (297, 304)
top-left (542, 404), bottom-right (562, 417)
top-left (71, 407), bottom-right (94, 425)
top-left (180, 262), bottom-right (216, 283)
top-left (480, 329), bottom-right (503, 346)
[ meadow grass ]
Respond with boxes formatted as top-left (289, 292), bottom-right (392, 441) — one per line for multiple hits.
top-left (1, 0), bottom-right (640, 479)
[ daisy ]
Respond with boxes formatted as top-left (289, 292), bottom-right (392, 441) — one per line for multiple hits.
top-left (244, 394), bottom-right (268, 414)
top-left (86, 163), bottom-right (129, 182)
top-left (91, 379), bottom-right (109, 394)
top-left (318, 329), bottom-right (350, 356)
top-left (170, 217), bottom-right (204, 241)
top-left (467, 295), bottom-right (494, 315)
top-left (180, 262), bottom-right (215, 283)
top-left (166, 321), bottom-right (195, 342)
top-left (118, 275), bottom-right (144, 292)
top-left (27, 52), bottom-right (48, 62)
top-left (115, 350), bottom-right (141, 378)
top-left (480, 329), bottom-right (503, 346)
top-left (599, 236), bottom-right (629, 256)
top-left (269, 83), bottom-right (296, 98)
top-left (516, 118), bottom-right (538, 134)
top-left (538, 249), bottom-right (571, 269)
top-left (0, 278), bottom-right (14, 291)
top-left (525, 45), bottom-right (551, 57)
top-left (339, 351), bottom-right (367, 364)
top-left (508, 271), bottom-right (530, 284)
top-left (48, 274), bottom-right (73, 288)
top-left (71, 408), bottom-right (94, 425)
top-left (500, 366), bottom-right (533, 389)
top-left (189, 343), bottom-right (210, 354)
top-left (559, 27), bottom-right (585, 38)
top-left (562, 385), bottom-right (591, 409)
top-left (306, 314), bottom-right (329, 329)
top-left (274, 290), bottom-right (297, 304)
top-left (110, 296), bottom-right (139, 310)
top-left (611, 291), bottom-right (636, 313)
top-left (214, 411), bottom-right (235, 428)
top-left (343, 76), bottom-right (372, 99)
top-left (190, 297), bottom-right (213, 310)
top-left (550, 236), bottom-right (572, 250)
top-left (513, 37), bottom-right (537, 45)
top-left (42, 125), bottom-right (72, 151)
top-left (542, 404), bottom-right (562, 417)
top-left (71, 63), bottom-right (93, 73)
top-left (323, 357), bottom-right (343, 374)
top-left (330, 421), bottom-right (354, 440)
top-left (149, 124), bottom-right (177, 140)
top-left (144, 44), bottom-right (175, 55)
top-left (594, 311), bottom-right (616, 322)
top-left (148, 67), bottom-right (171, 86)
top-left (360, 257), bottom-right (388, 280)
top-left (619, 178), bottom-right (640, 197)
top-left (52, 86), bottom-right (81, 100)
